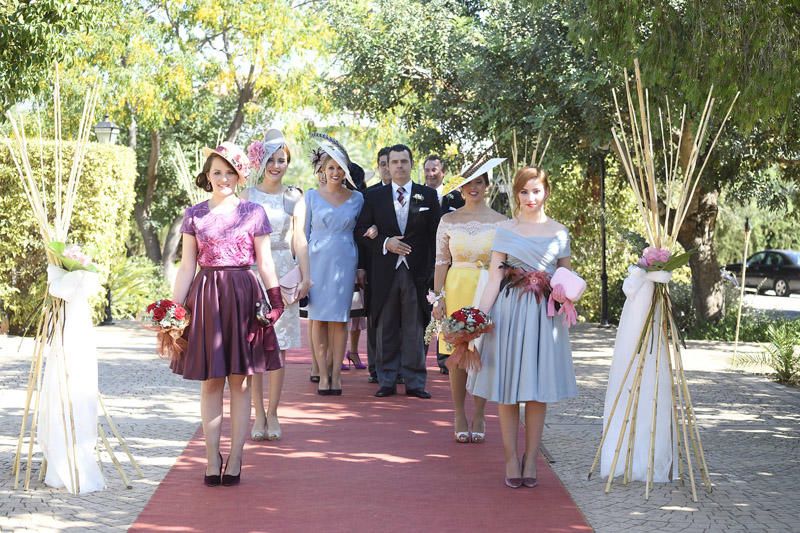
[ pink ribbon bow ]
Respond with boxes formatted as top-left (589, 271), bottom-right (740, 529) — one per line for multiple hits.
top-left (547, 284), bottom-right (578, 328)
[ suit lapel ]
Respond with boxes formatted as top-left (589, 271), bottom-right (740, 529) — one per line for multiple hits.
top-left (407, 183), bottom-right (426, 222)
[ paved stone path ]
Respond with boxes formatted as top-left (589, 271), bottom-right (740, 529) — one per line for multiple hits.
top-left (545, 325), bottom-right (800, 533)
top-left (1, 321), bottom-right (798, 532)
top-left (0, 323), bottom-right (198, 533)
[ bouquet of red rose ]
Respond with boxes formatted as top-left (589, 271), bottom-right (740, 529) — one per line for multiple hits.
top-left (142, 299), bottom-right (190, 362)
top-left (443, 307), bottom-right (494, 372)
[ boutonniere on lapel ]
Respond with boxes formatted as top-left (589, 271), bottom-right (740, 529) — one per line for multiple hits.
top-left (412, 193), bottom-right (424, 203)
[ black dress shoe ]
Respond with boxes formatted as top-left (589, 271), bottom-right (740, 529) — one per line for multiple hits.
top-left (310, 375), bottom-right (321, 383)
top-left (368, 375), bottom-right (378, 384)
top-left (375, 386), bottom-right (396, 397)
top-left (204, 452), bottom-right (223, 487)
top-left (221, 456), bottom-right (241, 486)
top-left (405, 389), bottom-right (432, 399)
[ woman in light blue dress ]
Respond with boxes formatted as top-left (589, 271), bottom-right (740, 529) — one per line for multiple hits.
top-left (305, 137), bottom-right (364, 396)
top-left (469, 166), bottom-right (577, 489)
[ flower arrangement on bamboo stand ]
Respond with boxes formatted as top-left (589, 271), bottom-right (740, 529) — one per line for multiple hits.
top-left (6, 65), bottom-right (142, 493)
top-left (587, 60), bottom-right (738, 502)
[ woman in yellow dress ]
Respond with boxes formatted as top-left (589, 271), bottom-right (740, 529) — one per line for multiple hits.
top-left (431, 158), bottom-right (507, 443)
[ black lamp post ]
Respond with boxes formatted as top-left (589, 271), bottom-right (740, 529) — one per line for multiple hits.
top-left (94, 114), bottom-right (119, 326)
top-left (599, 149), bottom-right (610, 327)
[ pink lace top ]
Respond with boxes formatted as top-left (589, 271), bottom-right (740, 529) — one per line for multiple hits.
top-left (180, 200), bottom-right (272, 267)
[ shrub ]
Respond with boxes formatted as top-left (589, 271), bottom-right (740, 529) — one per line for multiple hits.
top-left (733, 322), bottom-right (800, 385)
top-left (0, 140), bottom-right (137, 334)
top-left (108, 255), bottom-right (171, 320)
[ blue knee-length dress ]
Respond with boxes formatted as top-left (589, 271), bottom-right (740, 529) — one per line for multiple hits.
top-left (468, 227), bottom-right (578, 404)
top-left (305, 188), bottom-right (364, 322)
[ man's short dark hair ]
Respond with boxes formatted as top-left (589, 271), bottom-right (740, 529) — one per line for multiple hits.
top-left (377, 146), bottom-right (391, 164)
top-left (423, 154), bottom-right (445, 171)
top-left (388, 144), bottom-right (413, 165)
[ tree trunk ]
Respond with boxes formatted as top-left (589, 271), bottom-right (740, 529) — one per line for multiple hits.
top-left (676, 186), bottom-right (724, 322)
top-left (675, 120), bottom-right (724, 323)
top-left (134, 130), bottom-right (162, 264)
top-left (224, 66), bottom-right (256, 142)
top-left (161, 215), bottom-right (183, 287)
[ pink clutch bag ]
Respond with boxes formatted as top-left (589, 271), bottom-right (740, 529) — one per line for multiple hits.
top-left (550, 267), bottom-right (586, 302)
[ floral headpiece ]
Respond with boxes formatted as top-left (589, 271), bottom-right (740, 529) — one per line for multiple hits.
top-left (310, 147), bottom-right (326, 173)
top-left (202, 141), bottom-right (250, 180)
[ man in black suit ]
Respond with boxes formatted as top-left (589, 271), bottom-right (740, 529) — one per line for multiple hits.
top-left (370, 146), bottom-right (392, 189)
top-left (362, 146), bottom-right (391, 383)
top-left (355, 145), bottom-right (441, 398)
top-left (424, 154), bottom-right (465, 213)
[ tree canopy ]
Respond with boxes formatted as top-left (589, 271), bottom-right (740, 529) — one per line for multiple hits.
top-left (0, 0), bottom-right (113, 113)
top-left (2, 0), bottom-right (798, 326)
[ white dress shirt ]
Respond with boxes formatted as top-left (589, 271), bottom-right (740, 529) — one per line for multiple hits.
top-left (435, 184), bottom-right (444, 205)
top-left (383, 181), bottom-right (412, 269)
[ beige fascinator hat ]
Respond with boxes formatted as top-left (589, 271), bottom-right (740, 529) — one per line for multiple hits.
top-left (442, 157), bottom-right (506, 196)
top-left (310, 132), bottom-right (356, 189)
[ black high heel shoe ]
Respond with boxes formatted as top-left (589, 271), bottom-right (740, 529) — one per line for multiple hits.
top-left (222, 455), bottom-right (242, 486)
top-left (204, 452), bottom-right (223, 486)
top-left (329, 375), bottom-right (342, 396)
top-left (317, 376), bottom-right (332, 396)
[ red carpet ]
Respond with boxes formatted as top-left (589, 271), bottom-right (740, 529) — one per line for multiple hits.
top-left (131, 322), bottom-right (591, 533)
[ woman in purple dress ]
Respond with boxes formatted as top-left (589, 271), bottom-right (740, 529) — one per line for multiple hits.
top-left (171, 142), bottom-right (284, 487)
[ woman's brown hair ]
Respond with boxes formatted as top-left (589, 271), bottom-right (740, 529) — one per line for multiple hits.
top-left (273, 144), bottom-right (292, 164)
top-left (195, 154), bottom-right (236, 192)
top-left (510, 167), bottom-right (549, 214)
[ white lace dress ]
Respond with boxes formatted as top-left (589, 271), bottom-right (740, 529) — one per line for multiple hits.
top-left (245, 187), bottom-right (301, 350)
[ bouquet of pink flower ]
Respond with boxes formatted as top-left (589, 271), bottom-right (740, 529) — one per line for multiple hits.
top-left (142, 299), bottom-right (190, 362)
top-left (443, 307), bottom-right (494, 371)
top-left (48, 241), bottom-right (98, 272)
top-left (637, 246), bottom-right (695, 272)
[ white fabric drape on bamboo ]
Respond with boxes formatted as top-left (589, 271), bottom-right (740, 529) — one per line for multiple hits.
top-left (37, 265), bottom-right (105, 494)
top-left (601, 266), bottom-right (678, 482)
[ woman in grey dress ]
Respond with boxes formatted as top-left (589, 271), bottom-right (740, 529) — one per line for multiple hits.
top-left (469, 166), bottom-right (577, 489)
top-left (305, 136), bottom-right (364, 395)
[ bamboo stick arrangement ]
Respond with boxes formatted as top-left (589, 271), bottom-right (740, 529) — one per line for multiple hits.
top-left (171, 142), bottom-right (209, 205)
top-left (5, 65), bottom-right (142, 492)
top-left (490, 129), bottom-right (551, 214)
top-left (587, 60), bottom-right (738, 501)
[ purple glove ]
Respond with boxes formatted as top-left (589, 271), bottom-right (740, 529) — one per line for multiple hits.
top-left (265, 286), bottom-right (284, 324)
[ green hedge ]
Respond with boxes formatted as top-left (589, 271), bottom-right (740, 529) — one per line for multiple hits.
top-left (0, 140), bottom-right (137, 334)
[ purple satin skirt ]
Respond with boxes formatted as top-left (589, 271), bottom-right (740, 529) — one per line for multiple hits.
top-left (171, 266), bottom-right (281, 380)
